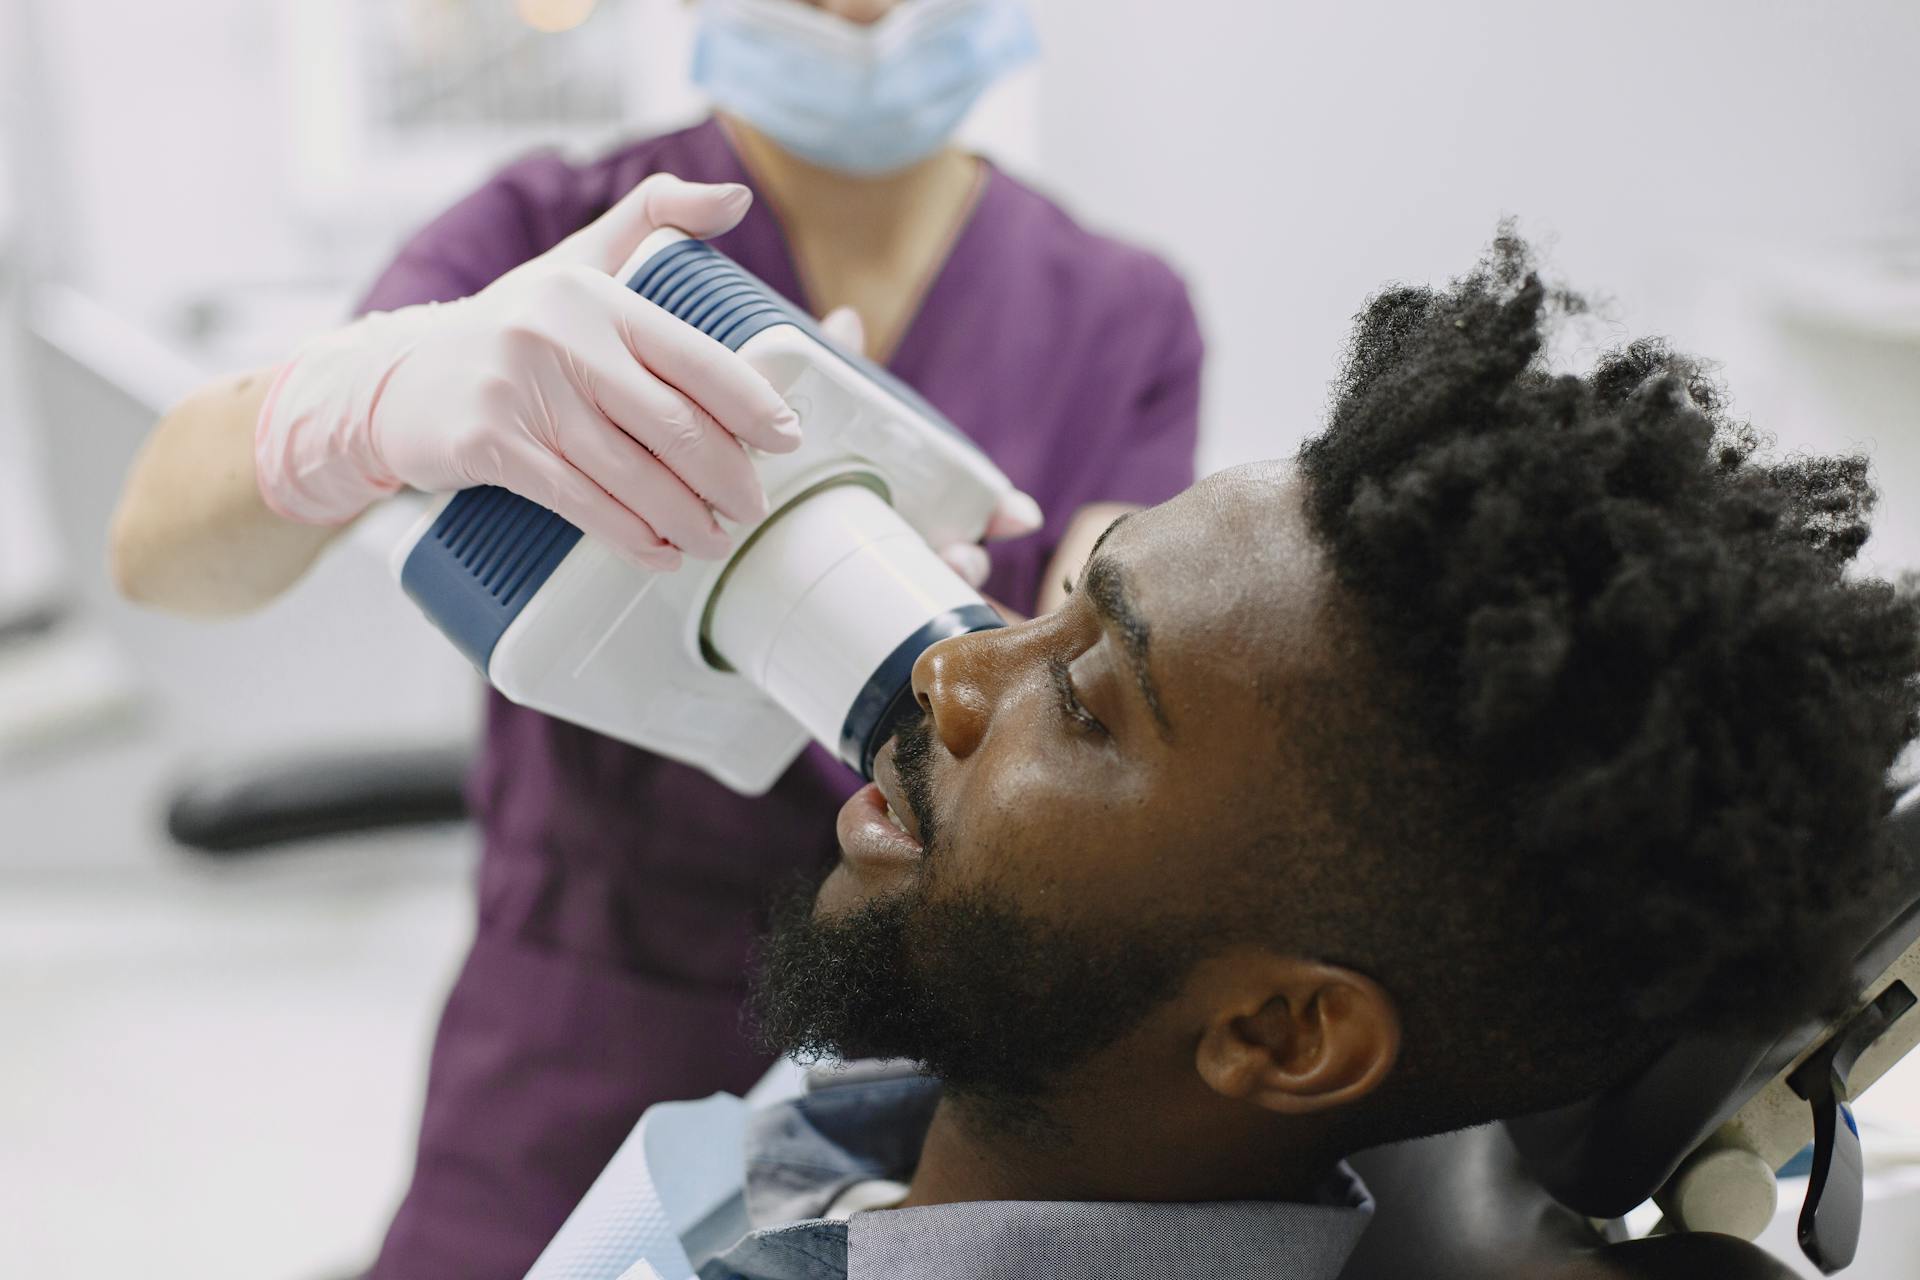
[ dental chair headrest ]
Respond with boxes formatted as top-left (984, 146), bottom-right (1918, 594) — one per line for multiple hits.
top-left (1503, 784), bottom-right (1920, 1270)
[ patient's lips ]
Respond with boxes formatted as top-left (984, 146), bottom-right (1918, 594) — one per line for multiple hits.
top-left (837, 782), bottom-right (925, 868)
top-left (835, 747), bottom-right (925, 870)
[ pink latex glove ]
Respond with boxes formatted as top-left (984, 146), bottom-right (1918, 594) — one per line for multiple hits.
top-left (255, 174), bottom-right (802, 571)
top-left (817, 307), bottom-right (1042, 588)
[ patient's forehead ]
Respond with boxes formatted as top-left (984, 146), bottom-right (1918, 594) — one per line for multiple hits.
top-left (1116, 463), bottom-right (1352, 710)
top-left (1128, 463), bottom-right (1335, 628)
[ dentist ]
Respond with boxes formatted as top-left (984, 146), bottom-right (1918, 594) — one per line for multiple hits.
top-left (108, 1), bottom-right (1203, 1274)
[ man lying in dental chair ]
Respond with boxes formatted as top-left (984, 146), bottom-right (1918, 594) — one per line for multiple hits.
top-left (540, 231), bottom-right (1920, 1280)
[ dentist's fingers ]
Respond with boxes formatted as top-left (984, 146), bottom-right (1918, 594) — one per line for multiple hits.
top-left (820, 306), bottom-right (867, 355)
top-left (581, 348), bottom-right (767, 528)
top-left (935, 492), bottom-right (1043, 590)
top-left (555, 402), bottom-right (734, 558)
top-left (939, 543), bottom-right (992, 588)
top-left (548, 173), bottom-right (755, 275)
top-left (601, 275), bottom-right (803, 455)
top-left (983, 490), bottom-right (1044, 541)
top-left (513, 447), bottom-right (683, 573)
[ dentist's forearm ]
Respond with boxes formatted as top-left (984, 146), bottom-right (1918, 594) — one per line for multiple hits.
top-left (109, 368), bottom-right (348, 617)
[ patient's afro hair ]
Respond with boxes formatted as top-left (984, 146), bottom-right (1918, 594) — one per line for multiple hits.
top-left (1295, 225), bottom-right (1920, 1135)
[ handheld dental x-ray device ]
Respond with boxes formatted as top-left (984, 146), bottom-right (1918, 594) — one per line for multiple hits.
top-left (391, 230), bottom-right (1013, 794)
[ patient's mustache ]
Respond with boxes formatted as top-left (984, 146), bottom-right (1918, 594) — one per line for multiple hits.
top-left (890, 715), bottom-right (942, 854)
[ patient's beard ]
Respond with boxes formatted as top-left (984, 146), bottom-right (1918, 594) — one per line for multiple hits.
top-left (750, 863), bottom-right (1201, 1132)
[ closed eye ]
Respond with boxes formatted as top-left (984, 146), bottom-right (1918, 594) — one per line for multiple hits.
top-left (1048, 653), bottom-right (1107, 737)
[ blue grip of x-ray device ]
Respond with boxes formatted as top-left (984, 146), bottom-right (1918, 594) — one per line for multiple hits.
top-left (398, 484), bottom-right (583, 672)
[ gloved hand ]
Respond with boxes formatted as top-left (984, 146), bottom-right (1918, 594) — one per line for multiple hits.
top-left (255, 174), bottom-right (802, 571)
top-left (816, 307), bottom-right (1043, 587)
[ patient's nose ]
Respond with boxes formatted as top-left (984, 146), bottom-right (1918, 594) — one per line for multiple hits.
top-left (910, 629), bottom-right (1000, 759)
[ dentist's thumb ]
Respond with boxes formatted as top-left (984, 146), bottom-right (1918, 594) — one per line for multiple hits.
top-left (820, 305), bottom-right (866, 353)
top-left (545, 173), bottom-right (756, 275)
top-left (982, 490), bottom-right (1044, 541)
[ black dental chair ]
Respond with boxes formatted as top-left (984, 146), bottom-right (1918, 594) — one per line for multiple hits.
top-left (1339, 784), bottom-right (1920, 1280)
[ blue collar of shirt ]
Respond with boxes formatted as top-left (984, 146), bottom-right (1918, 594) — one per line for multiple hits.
top-left (704, 1062), bottom-right (1375, 1280)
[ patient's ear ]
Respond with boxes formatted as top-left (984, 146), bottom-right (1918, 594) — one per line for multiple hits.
top-left (1191, 950), bottom-right (1400, 1115)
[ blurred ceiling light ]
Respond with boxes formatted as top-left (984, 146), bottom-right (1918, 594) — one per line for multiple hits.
top-left (517, 0), bottom-right (599, 33)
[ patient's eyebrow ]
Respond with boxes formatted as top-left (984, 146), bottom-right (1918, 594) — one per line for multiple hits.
top-left (1082, 551), bottom-right (1171, 738)
top-left (1086, 511), bottom-right (1131, 561)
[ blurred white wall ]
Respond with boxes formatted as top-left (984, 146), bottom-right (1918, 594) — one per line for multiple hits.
top-left (24, 0), bottom-right (1036, 319)
top-left (1031, 0), bottom-right (1920, 567)
top-left (1, 0), bottom-right (67, 605)
top-left (23, 0), bottom-right (292, 306)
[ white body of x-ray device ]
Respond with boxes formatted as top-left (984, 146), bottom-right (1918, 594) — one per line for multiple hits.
top-left (391, 229), bottom-right (1012, 793)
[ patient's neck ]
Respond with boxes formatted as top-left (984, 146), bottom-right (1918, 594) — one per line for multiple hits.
top-left (899, 1089), bottom-right (1336, 1209)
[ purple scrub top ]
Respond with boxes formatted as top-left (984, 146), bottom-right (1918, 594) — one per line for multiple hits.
top-left (355, 118), bottom-right (1202, 1278)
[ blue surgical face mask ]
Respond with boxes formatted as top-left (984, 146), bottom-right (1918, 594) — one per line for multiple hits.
top-left (692, 0), bottom-right (1040, 176)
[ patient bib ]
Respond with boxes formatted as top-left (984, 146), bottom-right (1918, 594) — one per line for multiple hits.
top-left (524, 1092), bottom-right (752, 1280)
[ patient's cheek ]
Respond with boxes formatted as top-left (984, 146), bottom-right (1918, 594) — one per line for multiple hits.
top-left (955, 767), bottom-right (1055, 877)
